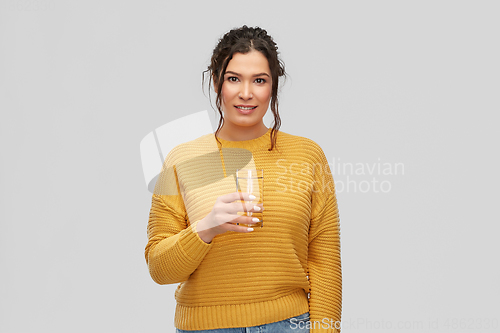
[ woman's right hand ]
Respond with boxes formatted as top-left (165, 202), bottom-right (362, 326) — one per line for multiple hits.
top-left (196, 191), bottom-right (264, 243)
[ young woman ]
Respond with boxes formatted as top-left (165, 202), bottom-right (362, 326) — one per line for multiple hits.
top-left (145, 26), bottom-right (342, 332)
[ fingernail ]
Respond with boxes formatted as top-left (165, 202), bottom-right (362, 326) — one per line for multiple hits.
top-left (247, 228), bottom-right (254, 232)
top-left (252, 218), bottom-right (260, 222)
top-left (249, 194), bottom-right (256, 200)
top-left (253, 206), bottom-right (261, 211)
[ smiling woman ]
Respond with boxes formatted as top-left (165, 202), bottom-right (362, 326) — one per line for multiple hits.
top-left (216, 50), bottom-right (272, 141)
top-left (145, 25), bottom-right (342, 333)
top-left (203, 26), bottom-right (287, 151)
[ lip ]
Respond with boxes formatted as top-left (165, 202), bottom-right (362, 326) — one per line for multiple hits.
top-left (235, 105), bottom-right (257, 115)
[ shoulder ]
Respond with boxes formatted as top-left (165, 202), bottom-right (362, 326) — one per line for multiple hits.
top-left (172, 132), bottom-right (214, 150)
top-left (277, 130), bottom-right (327, 160)
top-left (277, 130), bottom-right (321, 147)
top-left (163, 133), bottom-right (216, 165)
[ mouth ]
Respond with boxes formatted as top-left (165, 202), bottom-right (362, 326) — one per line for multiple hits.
top-left (235, 105), bottom-right (257, 110)
top-left (235, 105), bottom-right (257, 115)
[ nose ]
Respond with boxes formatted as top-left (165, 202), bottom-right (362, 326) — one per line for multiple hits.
top-left (239, 82), bottom-right (253, 99)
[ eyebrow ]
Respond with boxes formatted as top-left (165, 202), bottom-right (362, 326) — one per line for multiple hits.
top-left (225, 71), bottom-right (270, 78)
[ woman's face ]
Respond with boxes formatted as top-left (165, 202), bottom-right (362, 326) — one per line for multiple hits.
top-left (218, 50), bottom-right (272, 134)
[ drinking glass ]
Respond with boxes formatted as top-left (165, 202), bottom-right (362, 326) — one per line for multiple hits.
top-left (235, 169), bottom-right (264, 228)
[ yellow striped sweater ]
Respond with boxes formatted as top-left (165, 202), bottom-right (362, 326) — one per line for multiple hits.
top-left (145, 127), bottom-right (342, 332)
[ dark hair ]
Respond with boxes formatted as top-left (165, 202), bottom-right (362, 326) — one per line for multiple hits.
top-left (202, 25), bottom-right (287, 151)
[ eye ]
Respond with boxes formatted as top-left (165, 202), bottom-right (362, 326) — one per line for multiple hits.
top-left (255, 78), bottom-right (266, 84)
top-left (227, 76), bottom-right (239, 82)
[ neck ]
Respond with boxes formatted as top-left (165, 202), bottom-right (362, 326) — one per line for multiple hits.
top-left (217, 124), bottom-right (269, 141)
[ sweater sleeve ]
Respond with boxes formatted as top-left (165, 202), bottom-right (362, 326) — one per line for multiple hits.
top-left (308, 144), bottom-right (342, 332)
top-left (145, 156), bottom-right (213, 285)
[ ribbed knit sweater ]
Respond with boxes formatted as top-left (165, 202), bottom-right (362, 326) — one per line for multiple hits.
top-left (145, 127), bottom-right (342, 332)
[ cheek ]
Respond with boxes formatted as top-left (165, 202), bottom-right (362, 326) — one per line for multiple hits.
top-left (259, 87), bottom-right (272, 102)
top-left (221, 83), bottom-right (236, 103)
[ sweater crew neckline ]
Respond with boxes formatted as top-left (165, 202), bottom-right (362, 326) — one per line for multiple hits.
top-left (215, 127), bottom-right (273, 150)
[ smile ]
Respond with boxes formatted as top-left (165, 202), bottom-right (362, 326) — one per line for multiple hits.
top-left (235, 105), bottom-right (257, 115)
top-left (235, 106), bottom-right (257, 110)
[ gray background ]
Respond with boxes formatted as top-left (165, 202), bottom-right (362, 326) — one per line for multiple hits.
top-left (1, 0), bottom-right (499, 332)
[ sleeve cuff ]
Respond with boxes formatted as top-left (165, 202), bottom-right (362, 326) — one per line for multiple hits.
top-left (177, 221), bottom-right (213, 262)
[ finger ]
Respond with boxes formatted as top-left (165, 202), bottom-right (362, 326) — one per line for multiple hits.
top-left (231, 215), bottom-right (260, 225)
top-left (247, 216), bottom-right (262, 224)
top-left (252, 203), bottom-right (264, 212)
top-left (221, 191), bottom-right (255, 204)
top-left (229, 202), bottom-right (261, 214)
top-left (227, 222), bottom-right (255, 233)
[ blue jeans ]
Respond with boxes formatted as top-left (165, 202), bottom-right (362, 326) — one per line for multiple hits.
top-left (176, 312), bottom-right (310, 333)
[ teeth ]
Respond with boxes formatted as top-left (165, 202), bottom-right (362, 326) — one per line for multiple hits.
top-left (237, 106), bottom-right (256, 110)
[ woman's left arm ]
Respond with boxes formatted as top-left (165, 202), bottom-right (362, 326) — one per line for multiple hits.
top-left (308, 144), bottom-right (342, 333)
